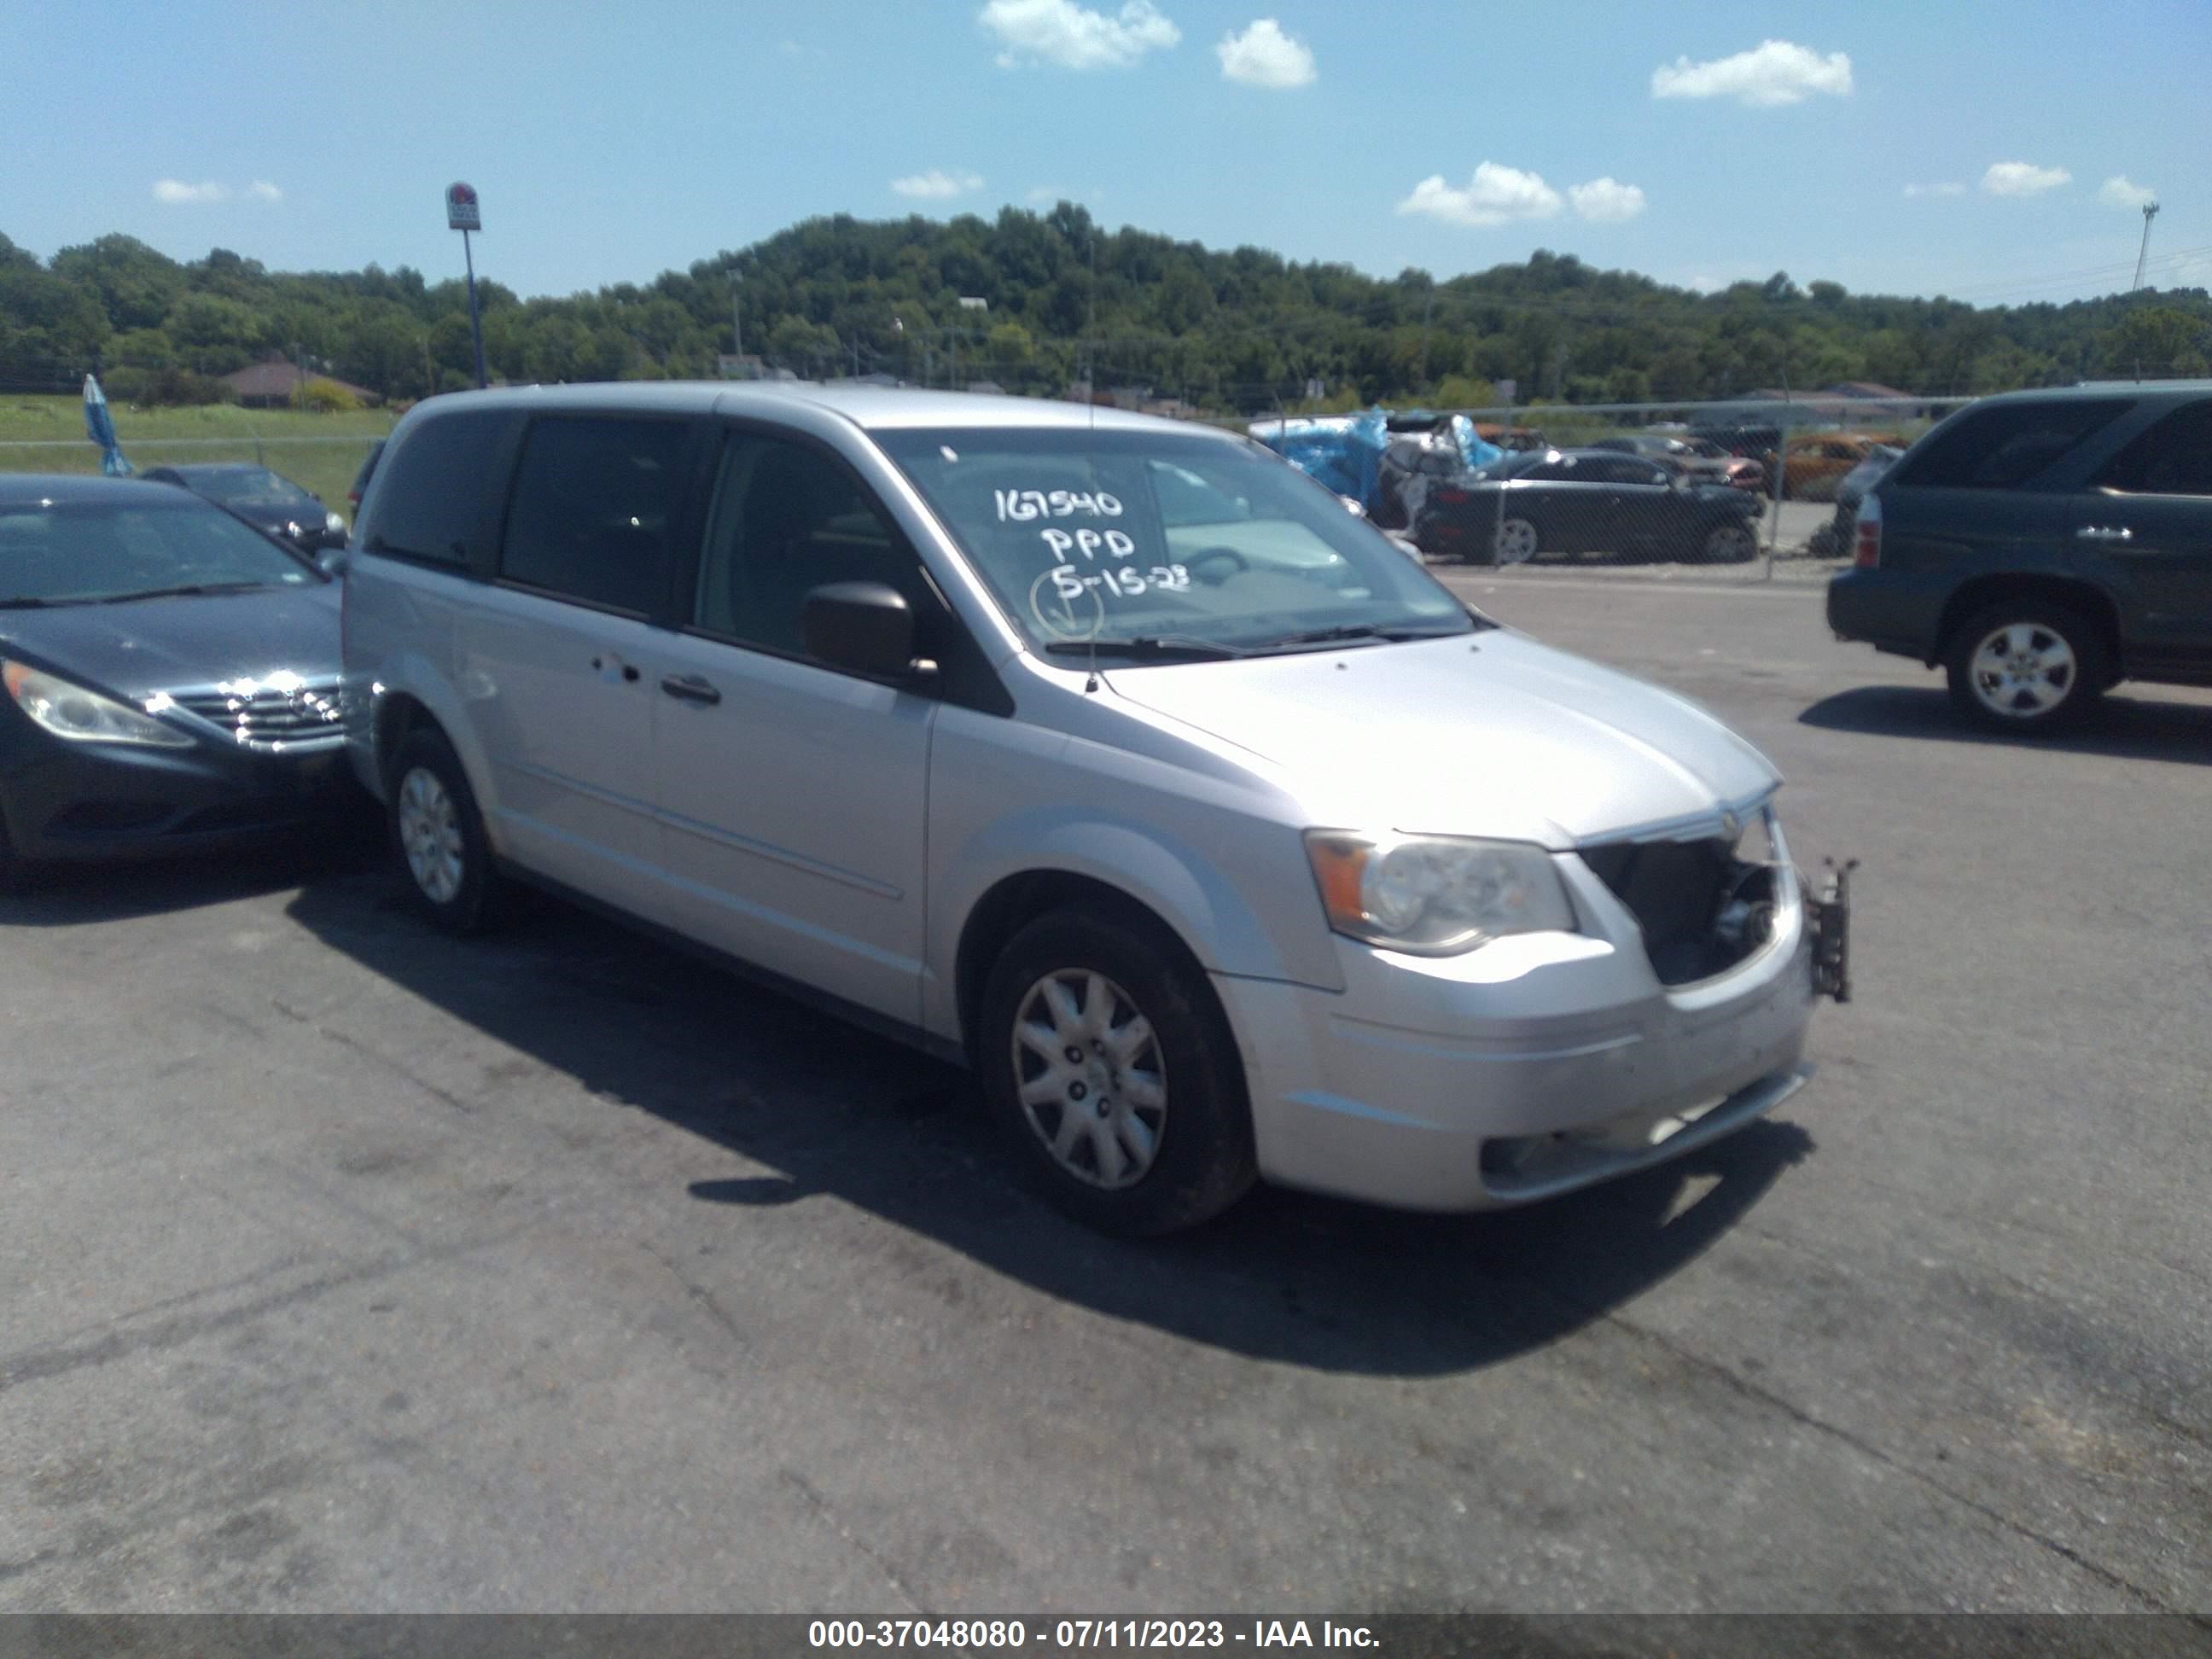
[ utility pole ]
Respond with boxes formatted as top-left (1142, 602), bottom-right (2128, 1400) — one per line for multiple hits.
top-left (1415, 287), bottom-right (1435, 394)
top-left (731, 271), bottom-right (743, 370)
top-left (2133, 201), bottom-right (2161, 291)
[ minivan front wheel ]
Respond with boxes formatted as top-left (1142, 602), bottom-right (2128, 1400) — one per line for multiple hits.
top-left (1945, 602), bottom-right (2109, 733)
top-left (389, 729), bottom-right (504, 932)
top-left (979, 908), bottom-right (1256, 1236)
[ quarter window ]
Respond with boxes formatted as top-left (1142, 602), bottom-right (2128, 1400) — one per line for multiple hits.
top-left (499, 417), bottom-right (691, 614)
top-left (1894, 399), bottom-right (2132, 490)
top-left (2095, 400), bottom-right (2212, 498)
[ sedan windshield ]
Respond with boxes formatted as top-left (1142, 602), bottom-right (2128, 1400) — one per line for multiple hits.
top-left (879, 428), bottom-right (1472, 655)
top-left (0, 498), bottom-right (322, 606)
top-left (188, 468), bottom-right (316, 509)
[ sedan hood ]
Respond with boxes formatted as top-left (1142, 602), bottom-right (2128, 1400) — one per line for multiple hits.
top-left (0, 584), bottom-right (343, 701)
top-left (1103, 631), bottom-right (1778, 847)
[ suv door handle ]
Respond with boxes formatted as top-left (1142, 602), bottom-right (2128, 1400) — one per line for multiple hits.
top-left (2076, 526), bottom-right (2133, 542)
top-left (660, 672), bottom-right (721, 706)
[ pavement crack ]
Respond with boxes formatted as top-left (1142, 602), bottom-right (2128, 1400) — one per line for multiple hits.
top-left (778, 1469), bottom-right (931, 1614)
top-left (271, 997), bottom-right (480, 1115)
top-left (1587, 1303), bottom-right (2192, 1615)
top-left (637, 1242), bottom-right (748, 1352)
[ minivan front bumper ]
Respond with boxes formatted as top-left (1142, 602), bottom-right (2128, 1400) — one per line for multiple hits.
top-left (1214, 853), bottom-right (1822, 1213)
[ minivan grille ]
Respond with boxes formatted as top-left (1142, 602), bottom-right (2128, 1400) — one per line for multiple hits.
top-left (1580, 835), bottom-right (1776, 987)
top-left (173, 678), bottom-right (345, 748)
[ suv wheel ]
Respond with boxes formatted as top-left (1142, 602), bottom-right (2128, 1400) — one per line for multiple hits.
top-left (1944, 601), bottom-right (2110, 733)
top-left (978, 907), bottom-right (1256, 1236)
top-left (389, 728), bottom-right (505, 932)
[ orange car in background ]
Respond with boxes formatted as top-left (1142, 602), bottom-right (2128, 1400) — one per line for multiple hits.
top-left (1781, 432), bottom-right (1907, 500)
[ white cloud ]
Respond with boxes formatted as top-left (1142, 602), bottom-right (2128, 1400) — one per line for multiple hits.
top-left (1982, 160), bottom-right (2070, 197)
top-left (1569, 178), bottom-right (1645, 223)
top-left (248, 179), bottom-right (282, 202)
top-left (980, 0), bottom-right (1179, 69)
top-left (893, 169), bottom-right (986, 200)
top-left (1902, 182), bottom-right (1966, 198)
top-left (1650, 39), bottom-right (1852, 107)
top-left (1215, 18), bottom-right (1314, 87)
top-left (2099, 174), bottom-right (2157, 210)
top-left (1396, 164), bottom-right (1563, 228)
top-left (152, 179), bottom-right (229, 205)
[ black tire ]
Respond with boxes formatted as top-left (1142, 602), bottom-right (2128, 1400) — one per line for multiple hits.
top-left (0, 810), bottom-right (25, 898)
top-left (387, 727), bottom-right (505, 933)
top-left (1943, 600), bottom-right (2110, 734)
top-left (977, 905), bottom-right (1257, 1237)
top-left (1698, 522), bottom-right (1760, 564)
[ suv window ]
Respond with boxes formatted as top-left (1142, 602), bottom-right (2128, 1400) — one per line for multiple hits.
top-left (2096, 399), bottom-right (2212, 498)
top-left (499, 417), bottom-right (691, 614)
top-left (1894, 399), bottom-right (2132, 490)
top-left (694, 434), bottom-right (923, 657)
top-left (366, 409), bottom-right (511, 566)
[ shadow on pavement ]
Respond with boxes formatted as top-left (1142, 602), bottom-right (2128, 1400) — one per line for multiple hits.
top-left (0, 824), bottom-right (382, 926)
top-left (287, 870), bottom-right (1815, 1377)
top-left (1800, 684), bottom-right (2212, 766)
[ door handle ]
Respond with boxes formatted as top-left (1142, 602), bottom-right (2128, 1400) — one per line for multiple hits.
top-left (2075, 526), bottom-right (2133, 542)
top-left (660, 672), bottom-right (721, 706)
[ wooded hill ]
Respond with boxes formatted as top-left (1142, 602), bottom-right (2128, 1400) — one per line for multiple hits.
top-left (4, 204), bottom-right (2206, 412)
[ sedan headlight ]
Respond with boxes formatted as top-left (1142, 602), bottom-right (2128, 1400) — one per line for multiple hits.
top-left (2, 660), bottom-right (194, 748)
top-left (1304, 830), bottom-right (1576, 955)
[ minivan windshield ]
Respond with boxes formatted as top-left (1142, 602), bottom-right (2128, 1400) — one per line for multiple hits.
top-left (879, 428), bottom-right (1474, 655)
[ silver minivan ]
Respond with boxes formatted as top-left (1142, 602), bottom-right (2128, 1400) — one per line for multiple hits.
top-left (342, 384), bottom-right (1848, 1234)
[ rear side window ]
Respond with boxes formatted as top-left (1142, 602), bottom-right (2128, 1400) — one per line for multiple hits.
top-left (1894, 399), bottom-right (2131, 490)
top-left (364, 410), bottom-right (510, 566)
top-left (2095, 399), bottom-right (2212, 498)
top-left (499, 417), bottom-right (692, 614)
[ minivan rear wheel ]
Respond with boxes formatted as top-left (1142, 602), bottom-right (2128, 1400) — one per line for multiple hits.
top-left (1944, 601), bottom-right (2110, 733)
top-left (978, 907), bottom-right (1256, 1236)
top-left (389, 729), bottom-right (505, 933)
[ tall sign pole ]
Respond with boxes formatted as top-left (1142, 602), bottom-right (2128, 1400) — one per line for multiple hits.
top-left (446, 183), bottom-right (487, 388)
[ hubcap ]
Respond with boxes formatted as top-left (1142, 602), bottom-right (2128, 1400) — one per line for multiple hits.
top-left (1495, 518), bottom-right (1538, 564)
top-left (1010, 969), bottom-right (1167, 1190)
top-left (396, 766), bottom-right (467, 905)
top-left (1970, 622), bottom-right (2075, 719)
top-left (1706, 526), bottom-right (1754, 562)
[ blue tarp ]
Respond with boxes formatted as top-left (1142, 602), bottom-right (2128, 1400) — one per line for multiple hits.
top-left (1254, 408), bottom-right (1499, 513)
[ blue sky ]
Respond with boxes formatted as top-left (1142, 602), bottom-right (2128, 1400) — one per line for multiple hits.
top-left (6, 0), bottom-right (2206, 305)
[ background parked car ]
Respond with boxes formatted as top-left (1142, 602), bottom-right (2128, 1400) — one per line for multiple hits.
top-left (1412, 447), bottom-right (1765, 565)
top-left (142, 463), bottom-right (350, 556)
top-left (1778, 432), bottom-right (1906, 501)
top-left (1829, 381), bottom-right (2212, 731)
top-left (0, 475), bottom-right (352, 888)
top-left (1591, 433), bottom-right (1766, 492)
top-left (1807, 444), bottom-right (1905, 557)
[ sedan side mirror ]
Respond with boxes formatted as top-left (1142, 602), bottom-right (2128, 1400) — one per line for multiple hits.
top-left (316, 548), bottom-right (350, 576)
top-left (801, 581), bottom-right (934, 681)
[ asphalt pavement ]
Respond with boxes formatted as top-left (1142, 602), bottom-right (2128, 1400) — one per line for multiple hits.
top-left (3, 577), bottom-right (2209, 1615)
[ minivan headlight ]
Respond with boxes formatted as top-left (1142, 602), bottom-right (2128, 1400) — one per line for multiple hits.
top-left (2, 660), bottom-right (194, 748)
top-left (1304, 830), bottom-right (1575, 955)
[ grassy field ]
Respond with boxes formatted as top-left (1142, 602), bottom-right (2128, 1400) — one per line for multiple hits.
top-left (0, 396), bottom-right (396, 521)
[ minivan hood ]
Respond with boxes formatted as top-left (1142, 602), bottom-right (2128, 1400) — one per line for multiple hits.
top-left (1102, 630), bottom-right (1778, 847)
top-left (0, 584), bottom-right (342, 701)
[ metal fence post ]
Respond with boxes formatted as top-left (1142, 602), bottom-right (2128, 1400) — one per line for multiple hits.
top-left (1764, 421), bottom-right (1790, 579)
top-left (254, 427), bottom-right (265, 467)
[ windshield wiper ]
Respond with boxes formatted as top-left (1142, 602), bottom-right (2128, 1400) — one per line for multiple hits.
top-left (1249, 620), bottom-right (1468, 651)
top-left (1041, 635), bottom-right (1252, 661)
top-left (96, 581), bottom-right (277, 603)
top-left (0, 596), bottom-right (77, 609)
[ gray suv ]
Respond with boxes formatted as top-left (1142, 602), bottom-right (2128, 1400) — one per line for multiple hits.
top-left (1828, 381), bottom-right (2212, 730)
top-left (343, 384), bottom-right (1844, 1234)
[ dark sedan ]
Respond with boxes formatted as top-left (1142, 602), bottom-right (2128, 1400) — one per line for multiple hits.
top-left (142, 463), bottom-right (350, 555)
top-left (1411, 448), bottom-right (1765, 565)
top-left (0, 475), bottom-right (355, 887)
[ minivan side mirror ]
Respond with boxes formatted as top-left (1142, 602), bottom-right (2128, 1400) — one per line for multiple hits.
top-left (801, 581), bottom-right (931, 681)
